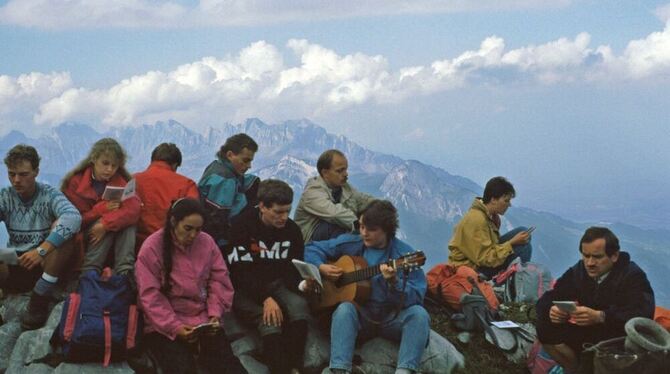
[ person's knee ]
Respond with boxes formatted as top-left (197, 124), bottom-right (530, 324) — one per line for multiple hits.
top-left (333, 302), bottom-right (358, 322)
top-left (406, 305), bottom-right (430, 326)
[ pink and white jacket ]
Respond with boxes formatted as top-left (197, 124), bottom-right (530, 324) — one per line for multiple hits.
top-left (136, 229), bottom-right (234, 340)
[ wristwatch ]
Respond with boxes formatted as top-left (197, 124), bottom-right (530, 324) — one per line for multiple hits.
top-left (36, 246), bottom-right (48, 257)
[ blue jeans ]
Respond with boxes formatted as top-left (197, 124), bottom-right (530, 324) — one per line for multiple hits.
top-left (329, 302), bottom-right (430, 372)
top-left (479, 226), bottom-right (533, 279)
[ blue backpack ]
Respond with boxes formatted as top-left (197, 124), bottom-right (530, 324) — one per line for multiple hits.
top-left (51, 269), bottom-right (142, 366)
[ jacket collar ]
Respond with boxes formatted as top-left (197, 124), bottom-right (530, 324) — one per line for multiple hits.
top-left (148, 161), bottom-right (174, 172)
top-left (314, 175), bottom-right (353, 201)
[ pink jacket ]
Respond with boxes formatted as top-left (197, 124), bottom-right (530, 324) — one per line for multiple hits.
top-left (135, 229), bottom-right (234, 340)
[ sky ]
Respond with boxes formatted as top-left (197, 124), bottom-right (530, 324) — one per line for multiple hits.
top-left (1, 0), bottom-right (669, 229)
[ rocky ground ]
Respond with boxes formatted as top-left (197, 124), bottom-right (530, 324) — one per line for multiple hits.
top-left (0, 291), bottom-right (472, 374)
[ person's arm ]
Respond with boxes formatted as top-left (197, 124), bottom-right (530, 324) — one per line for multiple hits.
top-left (283, 224), bottom-right (305, 291)
top-left (135, 240), bottom-right (183, 340)
top-left (62, 177), bottom-right (105, 228)
top-left (299, 182), bottom-right (358, 231)
top-left (45, 188), bottom-right (82, 248)
top-left (225, 219), bottom-right (265, 301)
top-left (599, 268), bottom-right (655, 331)
top-left (205, 235), bottom-right (235, 318)
top-left (184, 179), bottom-right (200, 200)
top-left (100, 195), bottom-right (141, 231)
top-left (536, 267), bottom-right (577, 324)
top-left (455, 214), bottom-right (513, 268)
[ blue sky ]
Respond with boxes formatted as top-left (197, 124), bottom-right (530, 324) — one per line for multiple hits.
top-left (1, 0), bottom-right (669, 228)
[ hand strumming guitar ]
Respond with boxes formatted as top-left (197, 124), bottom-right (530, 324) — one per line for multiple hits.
top-left (319, 264), bottom-right (343, 282)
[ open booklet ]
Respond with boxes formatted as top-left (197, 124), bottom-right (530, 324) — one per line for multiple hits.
top-left (0, 247), bottom-right (19, 265)
top-left (101, 178), bottom-right (136, 202)
top-left (191, 322), bottom-right (219, 336)
top-left (291, 259), bottom-right (323, 288)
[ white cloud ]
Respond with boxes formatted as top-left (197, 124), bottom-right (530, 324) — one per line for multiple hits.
top-left (655, 3), bottom-right (670, 23)
top-left (3, 23), bottom-right (670, 132)
top-left (0, 0), bottom-right (571, 29)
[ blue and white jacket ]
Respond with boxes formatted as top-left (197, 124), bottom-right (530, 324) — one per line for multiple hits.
top-left (198, 158), bottom-right (259, 247)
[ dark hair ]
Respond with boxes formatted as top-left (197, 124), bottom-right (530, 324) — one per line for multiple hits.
top-left (4, 144), bottom-right (40, 170)
top-left (316, 149), bottom-right (345, 176)
top-left (161, 198), bottom-right (206, 294)
top-left (151, 143), bottom-right (182, 167)
top-left (258, 179), bottom-right (293, 207)
top-left (360, 200), bottom-right (399, 238)
top-left (579, 226), bottom-right (620, 256)
top-left (482, 176), bottom-right (516, 203)
top-left (216, 133), bottom-right (258, 159)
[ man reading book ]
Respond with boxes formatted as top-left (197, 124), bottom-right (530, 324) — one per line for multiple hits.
top-left (225, 179), bottom-right (309, 374)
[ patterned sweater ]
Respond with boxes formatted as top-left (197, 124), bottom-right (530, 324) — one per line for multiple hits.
top-left (0, 182), bottom-right (81, 253)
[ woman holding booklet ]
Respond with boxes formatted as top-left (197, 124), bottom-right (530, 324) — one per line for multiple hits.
top-left (61, 138), bottom-right (140, 276)
top-left (136, 198), bottom-right (246, 373)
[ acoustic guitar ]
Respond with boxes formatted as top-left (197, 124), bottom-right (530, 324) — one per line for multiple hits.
top-left (317, 251), bottom-right (426, 310)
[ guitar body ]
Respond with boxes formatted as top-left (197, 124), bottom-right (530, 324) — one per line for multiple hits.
top-left (318, 255), bottom-right (371, 310)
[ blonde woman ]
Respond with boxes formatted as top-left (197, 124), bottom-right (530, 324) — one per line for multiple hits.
top-left (62, 138), bottom-right (140, 276)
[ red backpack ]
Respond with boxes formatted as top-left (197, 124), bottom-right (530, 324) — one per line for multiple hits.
top-left (426, 263), bottom-right (499, 311)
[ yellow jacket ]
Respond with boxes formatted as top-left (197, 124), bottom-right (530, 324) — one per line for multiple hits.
top-left (447, 198), bottom-right (513, 270)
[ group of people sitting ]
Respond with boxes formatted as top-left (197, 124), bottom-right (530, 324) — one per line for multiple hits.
top-left (0, 132), bottom-right (656, 374)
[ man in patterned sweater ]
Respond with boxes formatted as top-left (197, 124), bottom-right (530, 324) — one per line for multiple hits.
top-left (0, 145), bottom-right (81, 329)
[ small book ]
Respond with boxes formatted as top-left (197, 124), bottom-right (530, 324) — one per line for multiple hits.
top-left (0, 247), bottom-right (18, 265)
top-left (192, 322), bottom-right (218, 336)
top-left (101, 179), bottom-right (136, 202)
top-left (291, 259), bottom-right (323, 287)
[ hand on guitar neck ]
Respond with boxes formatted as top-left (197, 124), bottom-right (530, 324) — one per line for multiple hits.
top-left (379, 264), bottom-right (397, 284)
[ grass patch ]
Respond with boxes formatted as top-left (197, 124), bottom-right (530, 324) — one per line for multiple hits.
top-left (426, 301), bottom-right (534, 374)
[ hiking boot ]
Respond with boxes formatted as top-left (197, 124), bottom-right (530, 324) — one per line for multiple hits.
top-left (21, 292), bottom-right (52, 330)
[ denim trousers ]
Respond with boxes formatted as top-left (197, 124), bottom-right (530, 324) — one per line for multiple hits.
top-left (479, 226), bottom-right (533, 279)
top-left (329, 302), bottom-right (430, 372)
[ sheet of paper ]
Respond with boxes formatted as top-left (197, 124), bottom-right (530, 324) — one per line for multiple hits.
top-left (291, 259), bottom-right (323, 287)
top-left (0, 247), bottom-right (19, 265)
top-left (491, 320), bottom-right (520, 329)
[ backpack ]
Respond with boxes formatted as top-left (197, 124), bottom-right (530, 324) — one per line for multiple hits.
top-left (426, 263), bottom-right (499, 311)
top-left (51, 269), bottom-right (141, 366)
top-left (527, 340), bottom-right (561, 374)
top-left (494, 258), bottom-right (554, 303)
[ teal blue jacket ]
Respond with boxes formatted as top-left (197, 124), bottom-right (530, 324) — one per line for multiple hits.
top-left (198, 158), bottom-right (259, 247)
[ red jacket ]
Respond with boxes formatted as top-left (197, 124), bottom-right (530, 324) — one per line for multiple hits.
top-left (133, 161), bottom-right (199, 250)
top-left (63, 166), bottom-right (141, 231)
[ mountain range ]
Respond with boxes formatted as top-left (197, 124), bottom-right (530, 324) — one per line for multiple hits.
top-left (1, 119), bottom-right (668, 306)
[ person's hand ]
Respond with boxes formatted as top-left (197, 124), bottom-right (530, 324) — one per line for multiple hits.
top-left (303, 278), bottom-right (322, 294)
top-left (106, 201), bottom-right (121, 211)
top-left (176, 325), bottom-right (197, 343)
top-left (206, 316), bottom-right (221, 335)
top-left (263, 297), bottom-right (284, 327)
top-left (18, 249), bottom-right (43, 270)
top-left (380, 264), bottom-right (397, 282)
top-left (319, 264), bottom-right (343, 282)
top-left (571, 306), bottom-right (604, 326)
top-left (549, 305), bottom-right (570, 324)
top-left (509, 231), bottom-right (530, 246)
top-left (89, 221), bottom-right (107, 246)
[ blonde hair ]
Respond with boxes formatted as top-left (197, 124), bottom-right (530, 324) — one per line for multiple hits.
top-left (61, 138), bottom-right (131, 190)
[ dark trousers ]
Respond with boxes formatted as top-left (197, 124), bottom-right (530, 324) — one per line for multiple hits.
top-left (145, 331), bottom-right (247, 374)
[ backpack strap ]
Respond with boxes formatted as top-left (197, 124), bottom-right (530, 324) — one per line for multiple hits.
top-left (103, 310), bottom-right (112, 367)
top-left (63, 293), bottom-right (81, 342)
top-left (126, 304), bottom-right (139, 349)
top-left (493, 263), bottom-right (517, 284)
